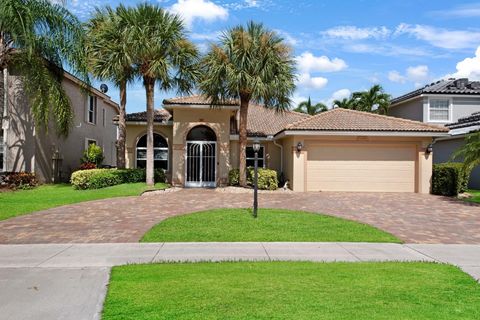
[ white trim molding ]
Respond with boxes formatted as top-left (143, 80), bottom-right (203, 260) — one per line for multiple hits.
top-left (275, 130), bottom-right (449, 139)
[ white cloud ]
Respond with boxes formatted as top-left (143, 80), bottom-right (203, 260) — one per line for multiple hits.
top-left (296, 73), bottom-right (328, 89)
top-left (323, 88), bottom-right (351, 107)
top-left (296, 52), bottom-right (347, 73)
top-left (275, 29), bottom-right (298, 47)
top-left (168, 0), bottom-right (228, 28)
top-left (388, 65), bottom-right (430, 86)
top-left (448, 46), bottom-right (480, 80)
top-left (395, 23), bottom-right (480, 50)
top-left (291, 94), bottom-right (308, 108)
top-left (227, 0), bottom-right (263, 10)
top-left (190, 31), bottom-right (221, 41)
top-left (321, 26), bottom-right (390, 40)
top-left (430, 3), bottom-right (480, 18)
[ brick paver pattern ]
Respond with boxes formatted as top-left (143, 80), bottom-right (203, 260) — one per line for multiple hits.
top-left (0, 189), bottom-right (479, 244)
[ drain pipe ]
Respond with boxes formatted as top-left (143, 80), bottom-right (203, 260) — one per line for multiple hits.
top-left (271, 136), bottom-right (283, 172)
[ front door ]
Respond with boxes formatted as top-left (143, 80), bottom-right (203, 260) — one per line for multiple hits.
top-left (185, 141), bottom-right (216, 187)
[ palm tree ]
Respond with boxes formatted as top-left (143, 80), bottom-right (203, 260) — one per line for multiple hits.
top-left (351, 84), bottom-right (390, 114)
top-left (294, 97), bottom-right (328, 115)
top-left (85, 5), bottom-right (135, 169)
top-left (200, 22), bottom-right (295, 186)
top-left (333, 97), bottom-right (354, 109)
top-left (453, 131), bottom-right (480, 172)
top-left (0, 0), bottom-right (89, 136)
top-left (125, 4), bottom-right (199, 185)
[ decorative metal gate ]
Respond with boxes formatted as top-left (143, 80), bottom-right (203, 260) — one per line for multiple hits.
top-left (185, 141), bottom-right (216, 187)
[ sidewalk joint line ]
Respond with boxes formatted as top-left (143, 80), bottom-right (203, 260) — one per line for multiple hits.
top-left (403, 244), bottom-right (442, 263)
top-left (150, 243), bottom-right (165, 263)
top-left (337, 243), bottom-right (362, 261)
top-left (260, 243), bottom-right (271, 261)
top-left (35, 244), bottom-right (74, 267)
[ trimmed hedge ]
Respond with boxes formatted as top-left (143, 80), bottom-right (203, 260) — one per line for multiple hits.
top-left (71, 168), bottom-right (167, 190)
top-left (228, 168), bottom-right (279, 190)
top-left (432, 163), bottom-right (471, 196)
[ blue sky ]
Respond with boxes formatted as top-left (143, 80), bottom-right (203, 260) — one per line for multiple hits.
top-left (67, 0), bottom-right (480, 113)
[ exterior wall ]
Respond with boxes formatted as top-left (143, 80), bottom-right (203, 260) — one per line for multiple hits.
top-left (229, 140), bottom-right (282, 173)
top-left (389, 97), bottom-right (424, 122)
top-left (282, 135), bottom-right (433, 193)
top-left (3, 68), bottom-right (119, 182)
top-left (124, 123), bottom-right (173, 181)
top-left (433, 137), bottom-right (480, 189)
top-left (171, 108), bottom-right (234, 187)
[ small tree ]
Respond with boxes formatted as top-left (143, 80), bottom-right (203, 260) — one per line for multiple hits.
top-left (352, 84), bottom-right (390, 114)
top-left (81, 144), bottom-right (104, 167)
top-left (452, 131), bottom-right (480, 172)
top-left (294, 97), bottom-right (327, 115)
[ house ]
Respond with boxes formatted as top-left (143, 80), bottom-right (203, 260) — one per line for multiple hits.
top-left (0, 68), bottom-right (120, 183)
top-left (124, 95), bottom-right (448, 193)
top-left (389, 78), bottom-right (480, 188)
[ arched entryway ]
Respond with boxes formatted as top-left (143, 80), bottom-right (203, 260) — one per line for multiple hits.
top-left (185, 125), bottom-right (217, 187)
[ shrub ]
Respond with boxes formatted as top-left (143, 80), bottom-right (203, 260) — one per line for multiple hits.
top-left (79, 162), bottom-right (96, 170)
top-left (81, 144), bottom-right (104, 166)
top-left (71, 168), bottom-right (167, 190)
top-left (2, 172), bottom-right (38, 190)
top-left (228, 168), bottom-right (278, 190)
top-left (432, 163), bottom-right (471, 196)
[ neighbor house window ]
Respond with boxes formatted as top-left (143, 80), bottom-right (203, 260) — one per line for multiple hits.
top-left (0, 129), bottom-right (5, 172)
top-left (102, 108), bottom-right (106, 127)
top-left (136, 133), bottom-right (168, 170)
top-left (87, 95), bottom-right (97, 124)
top-left (246, 145), bottom-right (264, 168)
top-left (85, 139), bottom-right (97, 150)
top-left (429, 98), bottom-right (450, 122)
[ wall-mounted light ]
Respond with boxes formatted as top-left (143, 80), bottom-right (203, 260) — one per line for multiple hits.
top-left (296, 142), bottom-right (303, 153)
top-left (252, 139), bottom-right (261, 153)
top-left (426, 144), bottom-right (433, 154)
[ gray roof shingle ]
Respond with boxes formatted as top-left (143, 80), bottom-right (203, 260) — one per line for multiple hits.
top-left (447, 112), bottom-right (480, 130)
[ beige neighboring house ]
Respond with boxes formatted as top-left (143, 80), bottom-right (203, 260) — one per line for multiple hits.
top-left (0, 68), bottom-right (120, 182)
top-left (124, 95), bottom-right (448, 193)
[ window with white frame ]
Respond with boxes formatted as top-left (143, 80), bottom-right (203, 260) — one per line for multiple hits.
top-left (246, 145), bottom-right (265, 168)
top-left (429, 98), bottom-right (450, 122)
top-left (102, 108), bottom-right (106, 127)
top-left (85, 139), bottom-right (97, 150)
top-left (136, 133), bottom-right (168, 170)
top-left (0, 129), bottom-right (5, 172)
top-left (87, 95), bottom-right (97, 124)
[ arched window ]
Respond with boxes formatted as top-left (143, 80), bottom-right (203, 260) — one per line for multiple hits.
top-left (136, 133), bottom-right (168, 170)
top-left (187, 125), bottom-right (216, 141)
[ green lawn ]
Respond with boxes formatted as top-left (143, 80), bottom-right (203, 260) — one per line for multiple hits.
top-left (141, 208), bottom-right (400, 243)
top-left (102, 261), bottom-right (480, 320)
top-left (0, 183), bottom-right (168, 221)
top-left (466, 189), bottom-right (480, 204)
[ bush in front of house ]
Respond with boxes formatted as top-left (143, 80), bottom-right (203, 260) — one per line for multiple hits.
top-left (81, 144), bottom-right (104, 167)
top-left (71, 168), bottom-right (167, 190)
top-left (432, 163), bottom-right (471, 196)
top-left (1, 172), bottom-right (38, 190)
top-left (228, 168), bottom-right (279, 190)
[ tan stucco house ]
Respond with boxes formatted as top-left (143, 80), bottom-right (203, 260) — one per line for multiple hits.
top-left (0, 69), bottom-right (120, 182)
top-left (124, 95), bottom-right (449, 193)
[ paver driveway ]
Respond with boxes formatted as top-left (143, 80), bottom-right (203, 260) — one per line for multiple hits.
top-left (0, 189), bottom-right (478, 244)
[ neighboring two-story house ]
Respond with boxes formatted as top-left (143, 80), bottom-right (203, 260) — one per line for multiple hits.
top-left (0, 67), bottom-right (119, 183)
top-left (390, 78), bottom-right (480, 188)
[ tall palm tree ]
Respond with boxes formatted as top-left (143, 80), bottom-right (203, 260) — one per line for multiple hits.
top-left (125, 4), bottom-right (199, 185)
top-left (352, 84), bottom-right (390, 114)
top-left (0, 0), bottom-right (89, 136)
top-left (453, 131), bottom-right (480, 172)
top-left (294, 97), bottom-right (328, 115)
top-left (332, 97), bottom-right (354, 109)
top-left (200, 22), bottom-right (295, 186)
top-left (85, 5), bottom-right (135, 169)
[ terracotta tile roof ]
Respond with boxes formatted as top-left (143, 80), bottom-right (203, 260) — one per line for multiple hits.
top-left (163, 94), bottom-right (238, 106)
top-left (123, 109), bottom-right (171, 122)
top-left (283, 108), bottom-right (449, 133)
top-left (247, 103), bottom-right (309, 136)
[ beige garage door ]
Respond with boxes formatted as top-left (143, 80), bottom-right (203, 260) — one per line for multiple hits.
top-left (306, 143), bottom-right (416, 192)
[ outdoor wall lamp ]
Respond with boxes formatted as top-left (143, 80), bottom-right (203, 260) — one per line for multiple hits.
top-left (296, 142), bottom-right (303, 153)
top-left (252, 140), bottom-right (261, 153)
top-left (426, 144), bottom-right (433, 154)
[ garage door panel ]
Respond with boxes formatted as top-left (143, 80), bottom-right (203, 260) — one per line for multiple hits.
top-left (306, 144), bottom-right (416, 193)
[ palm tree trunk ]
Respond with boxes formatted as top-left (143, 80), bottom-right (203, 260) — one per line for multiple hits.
top-left (116, 80), bottom-right (127, 169)
top-left (144, 77), bottom-right (155, 186)
top-left (238, 94), bottom-right (250, 187)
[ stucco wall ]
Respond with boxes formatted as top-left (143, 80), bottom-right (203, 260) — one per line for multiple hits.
top-left (389, 97), bottom-right (423, 122)
top-left (4, 68), bottom-right (119, 182)
top-left (433, 137), bottom-right (480, 189)
top-left (229, 140), bottom-right (282, 172)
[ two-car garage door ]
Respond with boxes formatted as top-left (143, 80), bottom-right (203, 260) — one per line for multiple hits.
top-left (306, 143), bottom-right (416, 192)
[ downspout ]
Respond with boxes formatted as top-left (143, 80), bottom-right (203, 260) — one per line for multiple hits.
top-left (271, 136), bottom-right (283, 172)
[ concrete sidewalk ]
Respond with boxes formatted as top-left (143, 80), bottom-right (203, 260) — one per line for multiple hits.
top-left (0, 242), bottom-right (479, 320)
